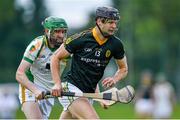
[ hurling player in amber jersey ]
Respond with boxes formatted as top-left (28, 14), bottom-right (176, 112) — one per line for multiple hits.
top-left (51, 6), bottom-right (128, 119)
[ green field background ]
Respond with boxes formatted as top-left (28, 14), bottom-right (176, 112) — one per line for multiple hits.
top-left (16, 102), bottom-right (180, 119)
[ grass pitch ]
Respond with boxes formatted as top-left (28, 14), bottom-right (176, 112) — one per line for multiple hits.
top-left (16, 102), bottom-right (180, 119)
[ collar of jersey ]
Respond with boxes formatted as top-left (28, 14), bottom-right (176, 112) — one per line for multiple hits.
top-left (92, 27), bottom-right (108, 45)
top-left (43, 36), bottom-right (57, 52)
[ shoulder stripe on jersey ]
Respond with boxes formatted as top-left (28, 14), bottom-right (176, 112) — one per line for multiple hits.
top-left (67, 28), bottom-right (92, 41)
top-left (35, 37), bottom-right (45, 59)
top-left (92, 27), bottom-right (108, 45)
top-left (23, 57), bottom-right (33, 64)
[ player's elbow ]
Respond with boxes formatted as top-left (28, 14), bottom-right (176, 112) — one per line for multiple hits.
top-left (125, 67), bottom-right (128, 76)
top-left (125, 70), bottom-right (128, 77)
top-left (124, 67), bottom-right (128, 74)
top-left (15, 69), bottom-right (23, 83)
top-left (121, 67), bottom-right (128, 77)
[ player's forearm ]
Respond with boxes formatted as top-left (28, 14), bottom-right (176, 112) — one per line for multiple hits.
top-left (113, 56), bottom-right (128, 83)
top-left (16, 71), bottom-right (39, 93)
top-left (113, 67), bottom-right (128, 83)
top-left (51, 54), bottom-right (62, 85)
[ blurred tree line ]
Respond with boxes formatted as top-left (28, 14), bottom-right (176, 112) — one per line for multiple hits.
top-left (112, 0), bottom-right (180, 98)
top-left (0, 0), bottom-right (179, 98)
top-left (0, 0), bottom-right (48, 83)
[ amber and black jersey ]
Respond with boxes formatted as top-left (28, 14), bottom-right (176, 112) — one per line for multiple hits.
top-left (64, 28), bottom-right (125, 93)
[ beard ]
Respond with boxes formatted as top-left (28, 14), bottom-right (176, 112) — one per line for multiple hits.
top-left (101, 27), bottom-right (117, 38)
top-left (102, 30), bottom-right (115, 38)
top-left (50, 36), bottom-right (64, 48)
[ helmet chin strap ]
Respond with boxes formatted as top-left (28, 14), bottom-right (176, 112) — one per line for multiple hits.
top-left (96, 23), bottom-right (110, 38)
top-left (47, 30), bottom-right (51, 40)
top-left (46, 30), bottom-right (56, 47)
top-left (48, 30), bottom-right (54, 45)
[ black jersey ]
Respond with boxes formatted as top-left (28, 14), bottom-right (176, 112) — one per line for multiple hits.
top-left (64, 28), bottom-right (125, 93)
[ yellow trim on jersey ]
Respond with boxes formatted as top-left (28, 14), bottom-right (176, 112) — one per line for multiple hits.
top-left (92, 28), bottom-right (108, 45)
top-left (21, 84), bottom-right (26, 103)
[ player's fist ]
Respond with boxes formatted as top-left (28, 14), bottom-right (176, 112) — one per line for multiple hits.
top-left (102, 77), bottom-right (116, 88)
top-left (35, 89), bottom-right (43, 100)
top-left (51, 83), bottom-right (62, 97)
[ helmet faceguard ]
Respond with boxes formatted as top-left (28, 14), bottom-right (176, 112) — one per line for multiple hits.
top-left (42, 16), bottom-right (68, 47)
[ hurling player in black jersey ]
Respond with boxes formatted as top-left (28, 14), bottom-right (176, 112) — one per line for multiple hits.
top-left (50, 6), bottom-right (128, 119)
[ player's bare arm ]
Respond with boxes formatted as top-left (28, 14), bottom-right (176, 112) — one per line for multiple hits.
top-left (102, 55), bottom-right (128, 88)
top-left (114, 55), bottom-right (128, 81)
top-left (51, 43), bottom-right (70, 97)
top-left (16, 60), bottom-right (42, 99)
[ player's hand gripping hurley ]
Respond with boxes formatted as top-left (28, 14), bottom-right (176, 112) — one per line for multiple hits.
top-left (41, 85), bottom-right (135, 104)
